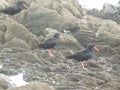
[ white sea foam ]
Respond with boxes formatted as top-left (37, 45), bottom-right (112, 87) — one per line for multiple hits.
top-left (0, 65), bottom-right (3, 69)
top-left (8, 73), bottom-right (27, 86)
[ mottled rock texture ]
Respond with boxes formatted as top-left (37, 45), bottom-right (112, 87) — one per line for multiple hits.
top-left (0, 0), bottom-right (119, 90)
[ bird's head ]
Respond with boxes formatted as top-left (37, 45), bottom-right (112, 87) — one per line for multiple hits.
top-left (53, 33), bottom-right (64, 40)
top-left (87, 43), bottom-right (99, 51)
top-left (17, 0), bottom-right (28, 9)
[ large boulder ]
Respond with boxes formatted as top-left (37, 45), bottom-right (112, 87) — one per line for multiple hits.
top-left (5, 22), bottom-right (37, 43)
top-left (0, 74), bottom-right (15, 90)
top-left (3, 21), bottom-right (38, 50)
top-left (6, 82), bottom-right (55, 90)
top-left (4, 37), bottom-right (30, 52)
top-left (15, 0), bottom-right (84, 36)
top-left (87, 2), bottom-right (120, 24)
top-left (96, 20), bottom-right (120, 47)
top-left (103, 3), bottom-right (118, 14)
top-left (75, 16), bottom-right (120, 48)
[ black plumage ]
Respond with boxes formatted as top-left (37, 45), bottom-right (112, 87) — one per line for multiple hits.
top-left (37, 33), bottom-right (60, 49)
top-left (37, 33), bottom-right (63, 56)
top-left (0, 1), bottom-right (28, 16)
top-left (66, 43), bottom-right (99, 69)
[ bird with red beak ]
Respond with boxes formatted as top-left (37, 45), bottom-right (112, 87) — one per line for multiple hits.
top-left (37, 33), bottom-right (64, 57)
top-left (66, 43), bottom-right (99, 69)
top-left (0, 0), bottom-right (28, 19)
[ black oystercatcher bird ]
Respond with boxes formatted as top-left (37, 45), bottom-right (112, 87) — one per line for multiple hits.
top-left (66, 43), bottom-right (99, 69)
top-left (0, 0), bottom-right (28, 19)
top-left (37, 33), bottom-right (64, 57)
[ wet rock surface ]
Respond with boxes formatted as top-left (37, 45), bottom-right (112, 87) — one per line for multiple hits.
top-left (0, 0), bottom-right (119, 90)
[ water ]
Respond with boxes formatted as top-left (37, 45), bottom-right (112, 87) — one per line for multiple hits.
top-left (0, 64), bottom-right (27, 86)
top-left (8, 73), bottom-right (27, 86)
top-left (0, 65), bottom-right (3, 69)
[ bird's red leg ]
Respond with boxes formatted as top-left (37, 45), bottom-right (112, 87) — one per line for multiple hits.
top-left (81, 61), bottom-right (86, 69)
top-left (9, 16), bottom-right (14, 20)
top-left (48, 49), bottom-right (54, 56)
top-left (81, 62), bottom-right (85, 69)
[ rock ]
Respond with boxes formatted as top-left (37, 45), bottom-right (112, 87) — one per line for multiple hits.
top-left (79, 71), bottom-right (115, 89)
top-left (1, 48), bottom-right (13, 53)
top-left (87, 2), bottom-right (120, 24)
top-left (103, 3), bottom-right (118, 14)
top-left (94, 81), bottom-right (120, 90)
top-left (0, 0), bottom-right (9, 8)
top-left (96, 45), bottom-right (117, 57)
top-left (0, 20), bottom-right (10, 33)
top-left (6, 82), bottom-right (55, 90)
top-left (0, 31), bottom-right (4, 44)
top-left (0, 58), bottom-right (23, 76)
top-left (108, 54), bottom-right (120, 64)
top-left (114, 45), bottom-right (120, 54)
top-left (0, 68), bottom-right (19, 76)
top-left (75, 30), bottom-right (98, 46)
top-left (5, 22), bottom-right (35, 42)
top-left (44, 28), bottom-right (60, 37)
top-left (4, 21), bottom-right (38, 49)
top-left (96, 20), bottom-right (120, 47)
top-left (75, 16), bottom-right (120, 48)
top-left (59, 33), bottom-right (82, 51)
top-left (16, 0), bottom-right (84, 36)
top-left (0, 74), bottom-right (15, 90)
top-left (4, 37), bottom-right (30, 52)
top-left (75, 16), bottom-right (102, 46)
top-left (0, 0), bottom-right (119, 90)
top-left (9, 52), bottom-right (42, 64)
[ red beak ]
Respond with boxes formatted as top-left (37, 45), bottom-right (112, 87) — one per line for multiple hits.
top-left (93, 46), bottom-right (99, 51)
top-left (23, 3), bottom-right (28, 9)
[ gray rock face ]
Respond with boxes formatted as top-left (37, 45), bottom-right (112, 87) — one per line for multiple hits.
top-left (103, 3), bottom-right (118, 14)
top-left (0, 74), bottom-right (15, 90)
top-left (75, 16), bottom-right (120, 47)
top-left (0, 0), bottom-right (119, 90)
top-left (87, 2), bottom-right (120, 24)
top-left (5, 0), bottom-right (83, 36)
top-left (6, 82), bottom-right (55, 90)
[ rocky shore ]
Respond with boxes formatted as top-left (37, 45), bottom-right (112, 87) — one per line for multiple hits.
top-left (0, 0), bottom-right (120, 90)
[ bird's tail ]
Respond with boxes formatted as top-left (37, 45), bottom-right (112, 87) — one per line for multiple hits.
top-left (0, 9), bottom-right (5, 12)
top-left (32, 43), bottom-right (43, 50)
top-left (36, 43), bottom-right (43, 48)
top-left (65, 55), bottom-right (73, 59)
top-left (0, 10), bottom-right (3, 12)
top-left (0, 9), bottom-right (4, 13)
